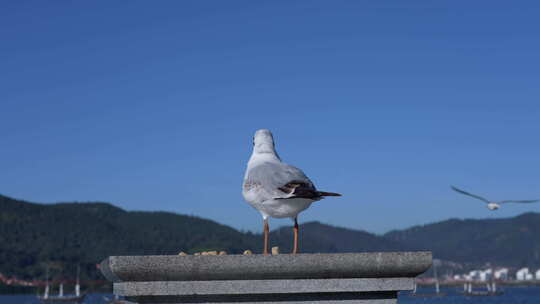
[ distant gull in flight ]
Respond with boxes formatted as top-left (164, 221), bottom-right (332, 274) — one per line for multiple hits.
top-left (451, 186), bottom-right (539, 210)
top-left (242, 129), bottom-right (341, 255)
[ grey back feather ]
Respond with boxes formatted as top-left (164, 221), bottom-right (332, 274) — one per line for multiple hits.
top-left (245, 162), bottom-right (315, 201)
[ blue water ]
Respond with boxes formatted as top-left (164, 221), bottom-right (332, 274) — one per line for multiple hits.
top-left (1, 287), bottom-right (539, 303)
top-left (399, 286), bottom-right (540, 304)
top-left (0, 294), bottom-right (111, 304)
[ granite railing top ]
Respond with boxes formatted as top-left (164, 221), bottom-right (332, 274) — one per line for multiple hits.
top-left (100, 251), bottom-right (431, 282)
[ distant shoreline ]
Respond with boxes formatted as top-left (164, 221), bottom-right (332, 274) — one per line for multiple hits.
top-left (0, 283), bottom-right (111, 295)
top-left (417, 280), bottom-right (540, 287)
top-left (3, 281), bottom-right (540, 295)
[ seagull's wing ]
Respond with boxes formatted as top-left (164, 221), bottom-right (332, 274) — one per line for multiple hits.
top-left (451, 186), bottom-right (491, 204)
top-left (245, 162), bottom-right (318, 201)
top-left (499, 199), bottom-right (540, 204)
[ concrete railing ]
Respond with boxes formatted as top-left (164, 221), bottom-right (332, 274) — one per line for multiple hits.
top-left (100, 251), bottom-right (431, 304)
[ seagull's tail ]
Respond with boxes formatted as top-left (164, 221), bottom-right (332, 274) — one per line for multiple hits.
top-left (317, 191), bottom-right (342, 197)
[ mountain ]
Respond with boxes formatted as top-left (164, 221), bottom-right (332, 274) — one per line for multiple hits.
top-left (270, 221), bottom-right (407, 253)
top-left (384, 213), bottom-right (540, 268)
top-left (0, 194), bottom-right (400, 281)
top-left (0, 194), bottom-right (256, 281)
top-left (2, 193), bottom-right (540, 283)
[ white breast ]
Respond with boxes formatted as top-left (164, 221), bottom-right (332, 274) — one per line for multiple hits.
top-left (249, 197), bottom-right (316, 219)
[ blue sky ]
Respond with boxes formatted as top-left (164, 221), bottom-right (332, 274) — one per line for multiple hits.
top-left (1, 1), bottom-right (539, 234)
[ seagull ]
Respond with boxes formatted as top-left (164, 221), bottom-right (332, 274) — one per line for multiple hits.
top-left (242, 129), bottom-right (341, 255)
top-left (451, 186), bottom-right (539, 210)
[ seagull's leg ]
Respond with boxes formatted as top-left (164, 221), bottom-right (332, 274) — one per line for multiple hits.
top-left (263, 218), bottom-right (269, 255)
top-left (292, 217), bottom-right (299, 254)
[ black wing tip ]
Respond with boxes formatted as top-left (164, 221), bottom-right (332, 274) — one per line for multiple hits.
top-left (503, 199), bottom-right (540, 204)
top-left (318, 191), bottom-right (342, 197)
top-left (450, 185), bottom-right (467, 193)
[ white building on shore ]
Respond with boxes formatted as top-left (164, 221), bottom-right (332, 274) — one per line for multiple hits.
top-left (452, 267), bottom-right (539, 282)
top-left (494, 268), bottom-right (508, 280)
top-left (516, 268), bottom-right (534, 281)
top-left (456, 269), bottom-right (494, 281)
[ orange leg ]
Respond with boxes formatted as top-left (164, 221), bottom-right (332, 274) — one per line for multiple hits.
top-left (293, 217), bottom-right (299, 254)
top-left (263, 218), bottom-right (269, 255)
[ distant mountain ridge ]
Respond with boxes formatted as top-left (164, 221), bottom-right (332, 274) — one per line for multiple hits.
top-left (384, 212), bottom-right (540, 268)
top-left (1, 194), bottom-right (539, 281)
top-left (270, 221), bottom-right (407, 253)
top-left (0, 194), bottom-right (256, 281)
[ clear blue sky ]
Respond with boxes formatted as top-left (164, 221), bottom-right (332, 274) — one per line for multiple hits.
top-left (2, 1), bottom-right (539, 234)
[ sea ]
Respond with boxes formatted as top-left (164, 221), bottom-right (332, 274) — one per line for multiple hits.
top-left (1, 287), bottom-right (539, 304)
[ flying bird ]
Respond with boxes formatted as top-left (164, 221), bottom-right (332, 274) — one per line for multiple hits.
top-left (242, 129), bottom-right (341, 255)
top-left (451, 186), bottom-right (539, 210)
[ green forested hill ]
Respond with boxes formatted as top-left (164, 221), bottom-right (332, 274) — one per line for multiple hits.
top-left (384, 213), bottom-right (540, 268)
top-left (0, 194), bottom-right (257, 281)
top-left (0, 194), bottom-right (403, 281)
top-left (2, 194), bottom-right (540, 283)
top-left (270, 221), bottom-right (407, 253)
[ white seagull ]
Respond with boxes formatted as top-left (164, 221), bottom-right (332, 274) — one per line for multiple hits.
top-left (451, 186), bottom-right (539, 210)
top-left (242, 129), bottom-right (341, 255)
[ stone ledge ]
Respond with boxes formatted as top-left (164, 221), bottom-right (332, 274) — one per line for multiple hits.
top-left (127, 292), bottom-right (397, 304)
top-left (115, 278), bottom-right (412, 296)
top-left (100, 252), bottom-right (432, 304)
top-left (127, 291), bottom-right (398, 304)
top-left (100, 251), bottom-right (431, 282)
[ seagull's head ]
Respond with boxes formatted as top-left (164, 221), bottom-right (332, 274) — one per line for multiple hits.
top-left (253, 129), bottom-right (276, 154)
top-left (487, 203), bottom-right (500, 210)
